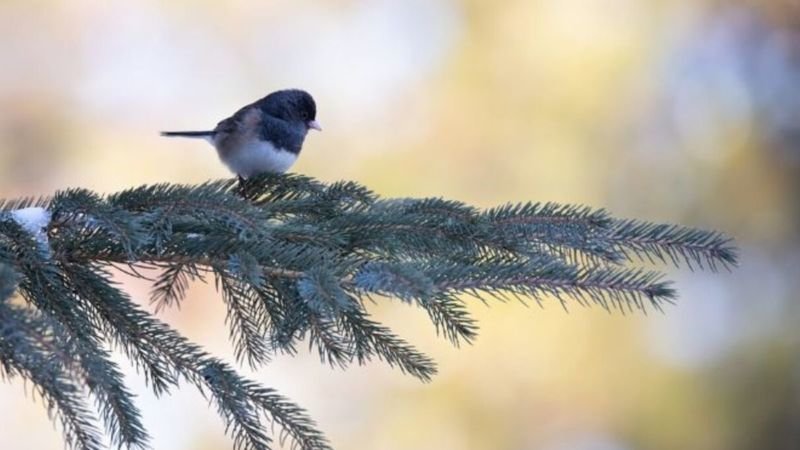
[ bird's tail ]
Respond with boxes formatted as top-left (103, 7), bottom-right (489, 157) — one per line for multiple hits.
top-left (160, 130), bottom-right (216, 138)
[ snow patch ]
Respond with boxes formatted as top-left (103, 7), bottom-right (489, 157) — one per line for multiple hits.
top-left (10, 207), bottom-right (51, 244)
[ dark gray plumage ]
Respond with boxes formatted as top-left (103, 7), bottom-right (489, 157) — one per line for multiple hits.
top-left (161, 89), bottom-right (321, 178)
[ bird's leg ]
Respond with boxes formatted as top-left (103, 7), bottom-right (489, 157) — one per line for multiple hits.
top-left (236, 175), bottom-right (247, 198)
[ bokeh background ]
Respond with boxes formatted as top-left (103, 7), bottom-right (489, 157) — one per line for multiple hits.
top-left (1, 1), bottom-right (798, 449)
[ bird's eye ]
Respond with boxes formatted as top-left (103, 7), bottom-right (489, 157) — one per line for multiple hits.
top-left (300, 111), bottom-right (308, 120)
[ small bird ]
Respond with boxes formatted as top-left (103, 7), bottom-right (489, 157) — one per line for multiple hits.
top-left (161, 89), bottom-right (321, 178)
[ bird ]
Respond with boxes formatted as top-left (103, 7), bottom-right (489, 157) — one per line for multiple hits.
top-left (161, 89), bottom-right (321, 179)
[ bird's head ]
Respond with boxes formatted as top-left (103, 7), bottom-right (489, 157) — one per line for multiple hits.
top-left (261, 89), bottom-right (321, 131)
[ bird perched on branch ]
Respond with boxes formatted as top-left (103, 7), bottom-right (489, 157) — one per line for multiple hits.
top-left (161, 89), bottom-right (321, 179)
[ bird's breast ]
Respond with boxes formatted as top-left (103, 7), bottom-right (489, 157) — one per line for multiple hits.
top-left (216, 137), bottom-right (298, 178)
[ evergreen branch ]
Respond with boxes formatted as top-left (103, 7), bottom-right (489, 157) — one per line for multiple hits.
top-left (270, 283), bottom-right (354, 367)
top-left (0, 262), bottom-right (18, 301)
top-left (50, 189), bottom-right (147, 258)
top-left (75, 339), bottom-right (150, 449)
top-left (608, 219), bottom-right (739, 270)
top-left (0, 219), bottom-right (149, 449)
top-left (0, 301), bottom-right (104, 450)
top-left (422, 294), bottom-right (479, 345)
top-left (352, 261), bottom-right (434, 302)
top-left (352, 261), bottom-right (478, 344)
top-left (149, 262), bottom-right (201, 312)
top-left (241, 173), bottom-right (327, 204)
top-left (68, 278), bottom-right (330, 450)
top-left (305, 312), bottom-right (353, 367)
top-left (430, 255), bottom-right (675, 312)
top-left (108, 181), bottom-right (269, 242)
top-left (201, 361), bottom-right (274, 450)
top-left (482, 202), bottom-right (624, 264)
top-left (200, 360), bottom-right (331, 450)
top-left (0, 174), bottom-right (737, 449)
top-left (338, 307), bottom-right (438, 382)
top-left (61, 263), bottom-right (178, 396)
top-left (215, 270), bottom-right (272, 368)
top-left (0, 196), bottom-right (49, 213)
top-left (297, 267), bottom-right (356, 316)
top-left (485, 202), bottom-right (611, 227)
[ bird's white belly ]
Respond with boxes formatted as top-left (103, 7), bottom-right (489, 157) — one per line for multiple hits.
top-left (221, 140), bottom-right (298, 178)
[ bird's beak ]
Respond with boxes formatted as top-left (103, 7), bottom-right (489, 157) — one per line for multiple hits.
top-left (307, 120), bottom-right (322, 131)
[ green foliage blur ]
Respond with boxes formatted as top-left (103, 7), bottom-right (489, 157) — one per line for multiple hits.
top-left (0, 1), bottom-right (796, 449)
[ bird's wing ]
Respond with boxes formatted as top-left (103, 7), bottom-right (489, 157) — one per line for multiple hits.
top-left (214, 104), bottom-right (262, 135)
top-left (214, 102), bottom-right (305, 154)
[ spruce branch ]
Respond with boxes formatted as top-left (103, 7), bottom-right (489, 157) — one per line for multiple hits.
top-left (0, 173), bottom-right (737, 450)
top-left (0, 302), bottom-right (106, 450)
top-left (0, 218), bottom-right (149, 449)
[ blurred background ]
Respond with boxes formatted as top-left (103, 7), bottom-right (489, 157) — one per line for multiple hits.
top-left (1, 1), bottom-right (798, 449)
